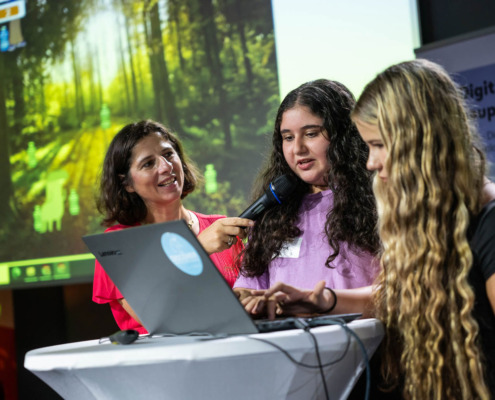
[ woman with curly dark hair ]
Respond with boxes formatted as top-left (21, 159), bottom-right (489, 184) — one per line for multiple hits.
top-left (234, 79), bottom-right (379, 313)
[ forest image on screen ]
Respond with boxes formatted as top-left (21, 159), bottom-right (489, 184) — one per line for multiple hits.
top-left (0, 0), bottom-right (280, 288)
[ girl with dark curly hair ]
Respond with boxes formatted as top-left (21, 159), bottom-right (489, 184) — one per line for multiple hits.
top-left (93, 120), bottom-right (253, 334)
top-left (234, 79), bottom-right (380, 313)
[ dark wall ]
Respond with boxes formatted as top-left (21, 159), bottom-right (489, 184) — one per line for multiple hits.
top-left (418, 0), bottom-right (495, 45)
top-left (14, 283), bottom-right (118, 399)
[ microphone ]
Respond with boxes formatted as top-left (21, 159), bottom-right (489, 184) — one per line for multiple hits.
top-left (239, 174), bottom-right (298, 220)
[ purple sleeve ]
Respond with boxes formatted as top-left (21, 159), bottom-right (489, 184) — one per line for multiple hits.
top-left (233, 271), bottom-right (269, 290)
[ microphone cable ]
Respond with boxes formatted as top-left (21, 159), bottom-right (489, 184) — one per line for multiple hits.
top-left (249, 318), bottom-right (371, 400)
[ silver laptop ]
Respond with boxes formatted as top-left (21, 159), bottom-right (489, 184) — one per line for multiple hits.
top-left (83, 221), bottom-right (360, 336)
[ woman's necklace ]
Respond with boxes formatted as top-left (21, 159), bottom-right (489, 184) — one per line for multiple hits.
top-left (186, 210), bottom-right (194, 230)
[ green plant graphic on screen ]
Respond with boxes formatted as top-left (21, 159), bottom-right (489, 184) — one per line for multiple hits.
top-left (69, 189), bottom-right (80, 216)
top-left (27, 141), bottom-right (37, 168)
top-left (34, 170), bottom-right (69, 234)
top-left (100, 104), bottom-right (111, 130)
top-left (204, 164), bottom-right (218, 194)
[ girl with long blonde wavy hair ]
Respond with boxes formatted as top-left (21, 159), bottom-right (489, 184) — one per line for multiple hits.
top-left (352, 59), bottom-right (495, 399)
top-left (255, 59), bottom-right (495, 399)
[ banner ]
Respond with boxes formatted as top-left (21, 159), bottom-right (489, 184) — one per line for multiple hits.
top-left (457, 63), bottom-right (495, 179)
top-left (416, 30), bottom-right (495, 180)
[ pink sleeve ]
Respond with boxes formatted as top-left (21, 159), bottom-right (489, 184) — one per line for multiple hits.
top-left (90, 223), bottom-right (147, 333)
top-left (91, 225), bottom-right (129, 304)
top-left (92, 259), bottom-right (123, 304)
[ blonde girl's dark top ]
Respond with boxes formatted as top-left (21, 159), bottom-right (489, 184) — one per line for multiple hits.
top-left (468, 199), bottom-right (495, 397)
top-left (351, 200), bottom-right (495, 400)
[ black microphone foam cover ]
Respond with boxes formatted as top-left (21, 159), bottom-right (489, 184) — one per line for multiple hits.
top-left (238, 174), bottom-right (298, 220)
top-left (270, 174), bottom-right (297, 202)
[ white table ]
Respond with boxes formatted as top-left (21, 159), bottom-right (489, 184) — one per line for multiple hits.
top-left (25, 318), bottom-right (384, 400)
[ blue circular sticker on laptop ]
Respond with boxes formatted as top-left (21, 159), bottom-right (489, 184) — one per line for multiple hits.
top-left (160, 232), bottom-right (203, 276)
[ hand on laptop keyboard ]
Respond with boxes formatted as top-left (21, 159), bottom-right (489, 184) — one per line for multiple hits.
top-left (246, 280), bottom-right (335, 320)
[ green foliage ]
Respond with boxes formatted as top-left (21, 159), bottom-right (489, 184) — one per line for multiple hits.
top-left (183, 181), bottom-right (247, 218)
top-left (0, 0), bottom-right (280, 267)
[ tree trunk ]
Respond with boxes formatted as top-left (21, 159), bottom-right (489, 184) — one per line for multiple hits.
top-left (143, 4), bottom-right (164, 122)
top-left (148, 1), bottom-right (181, 131)
top-left (11, 54), bottom-right (25, 149)
top-left (169, 0), bottom-right (185, 71)
top-left (0, 55), bottom-right (15, 218)
top-left (95, 44), bottom-right (103, 107)
top-left (122, 0), bottom-right (139, 114)
top-left (168, 0), bottom-right (185, 100)
top-left (198, 0), bottom-right (232, 149)
top-left (132, 22), bottom-right (144, 112)
top-left (70, 40), bottom-right (82, 125)
top-left (39, 73), bottom-right (47, 126)
top-left (87, 41), bottom-right (97, 114)
top-left (116, 13), bottom-right (131, 116)
top-left (185, 0), bottom-right (206, 97)
top-left (237, 22), bottom-right (253, 93)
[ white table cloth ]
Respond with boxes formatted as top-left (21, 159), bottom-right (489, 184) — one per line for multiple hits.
top-left (25, 318), bottom-right (384, 400)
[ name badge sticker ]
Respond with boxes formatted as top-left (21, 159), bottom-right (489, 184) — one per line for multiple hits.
top-left (278, 237), bottom-right (303, 258)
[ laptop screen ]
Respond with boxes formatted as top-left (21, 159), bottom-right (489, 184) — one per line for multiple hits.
top-left (83, 220), bottom-right (259, 336)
